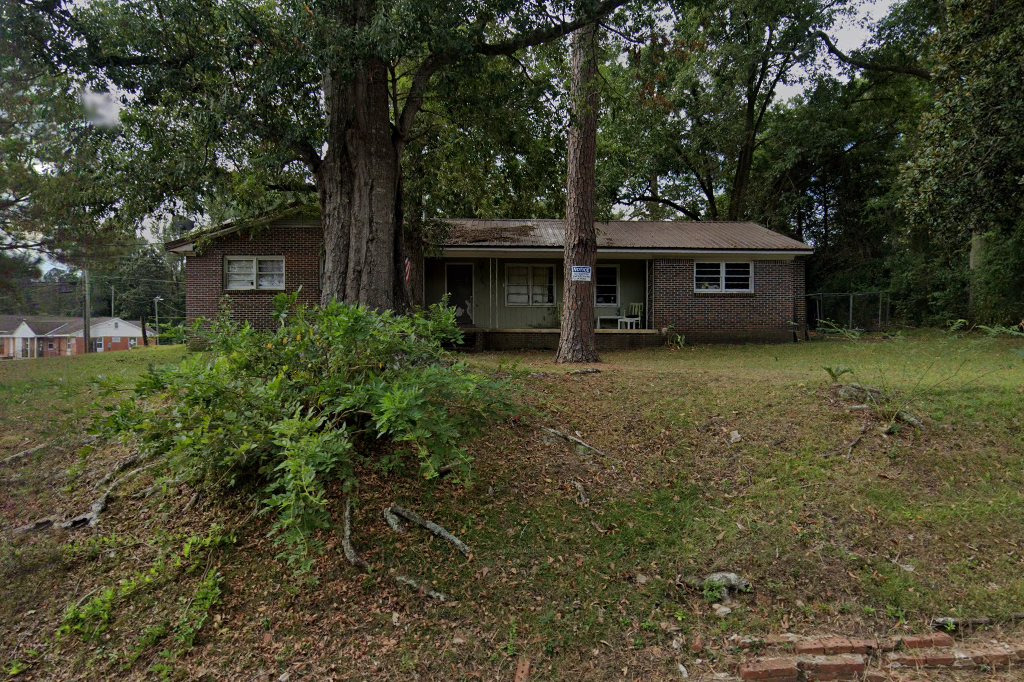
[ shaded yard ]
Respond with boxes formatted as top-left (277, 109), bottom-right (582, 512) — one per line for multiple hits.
top-left (2, 332), bottom-right (1023, 680)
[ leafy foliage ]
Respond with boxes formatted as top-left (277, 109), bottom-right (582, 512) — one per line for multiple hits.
top-left (103, 298), bottom-right (514, 571)
top-left (898, 0), bottom-right (1024, 324)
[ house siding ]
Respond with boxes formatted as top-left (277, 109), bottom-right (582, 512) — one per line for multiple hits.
top-left (652, 258), bottom-right (806, 343)
top-left (184, 221), bottom-right (322, 330)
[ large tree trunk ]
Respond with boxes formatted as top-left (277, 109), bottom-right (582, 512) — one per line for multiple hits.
top-left (556, 23), bottom-right (600, 364)
top-left (728, 90), bottom-right (757, 221)
top-left (318, 58), bottom-right (399, 310)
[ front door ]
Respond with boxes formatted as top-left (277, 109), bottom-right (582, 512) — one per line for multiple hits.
top-left (445, 263), bottom-right (474, 326)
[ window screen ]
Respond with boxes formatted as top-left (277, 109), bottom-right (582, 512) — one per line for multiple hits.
top-left (695, 262), bottom-right (723, 291)
top-left (596, 266), bottom-right (618, 304)
top-left (506, 264), bottom-right (556, 306)
top-left (225, 257), bottom-right (285, 290)
top-left (694, 262), bottom-right (752, 292)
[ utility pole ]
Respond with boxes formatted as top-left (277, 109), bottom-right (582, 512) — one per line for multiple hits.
top-left (111, 284), bottom-right (115, 317)
top-left (83, 268), bottom-right (92, 353)
top-left (153, 296), bottom-right (163, 346)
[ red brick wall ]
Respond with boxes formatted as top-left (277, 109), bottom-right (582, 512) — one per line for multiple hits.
top-left (184, 223), bottom-right (322, 330)
top-left (652, 258), bottom-right (807, 343)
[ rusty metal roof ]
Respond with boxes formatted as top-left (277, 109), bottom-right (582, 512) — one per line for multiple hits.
top-left (165, 206), bottom-right (811, 254)
top-left (442, 219), bottom-right (811, 252)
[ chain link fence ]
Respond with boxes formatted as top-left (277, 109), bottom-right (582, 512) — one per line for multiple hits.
top-left (807, 292), bottom-right (892, 331)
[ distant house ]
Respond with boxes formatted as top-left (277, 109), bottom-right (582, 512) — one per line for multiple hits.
top-left (0, 316), bottom-right (155, 359)
top-left (166, 207), bottom-right (812, 347)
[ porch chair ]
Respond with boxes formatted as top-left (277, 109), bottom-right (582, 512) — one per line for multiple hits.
top-left (617, 302), bottom-right (644, 329)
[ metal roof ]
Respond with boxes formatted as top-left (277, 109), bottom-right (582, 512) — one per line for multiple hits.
top-left (0, 316), bottom-right (151, 336)
top-left (443, 219), bottom-right (811, 252)
top-left (164, 205), bottom-right (812, 254)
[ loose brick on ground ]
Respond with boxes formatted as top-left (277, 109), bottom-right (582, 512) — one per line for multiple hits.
top-left (738, 657), bottom-right (800, 681)
top-left (886, 649), bottom-right (957, 668)
top-left (796, 637), bottom-right (878, 655)
top-left (900, 632), bottom-right (955, 650)
top-left (963, 646), bottom-right (1017, 669)
top-left (797, 654), bottom-right (867, 680)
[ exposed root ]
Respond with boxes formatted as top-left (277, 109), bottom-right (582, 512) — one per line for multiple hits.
top-left (393, 573), bottom-right (448, 601)
top-left (572, 480), bottom-right (590, 507)
top-left (539, 426), bottom-right (607, 457)
top-left (182, 490), bottom-right (201, 514)
top-left (342, 495), bottom-right (368, 571)
top-left (96, 454), bottom-right (141, 487)
top-left (385, 505), bottom-right (471, 557)
top-left (11, 457), bottom-right (163, 535)
top-left (846, 423), bottom-right (869, 458)
top-left (1, 442), bottom-right (48, 467)
top-left (15, 492), bottom-right (109, 534)
top-left (60, 492), bottom-right (110, 530)
top-left (383, 507), bottom-right (405, 533)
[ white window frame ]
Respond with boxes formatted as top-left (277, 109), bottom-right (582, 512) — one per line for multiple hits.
top-left (224, 256), bottom-right (286, 291)
top-left (505, 263), bottom-right (557, 307)
top-left (594, 264), bottom-right (619, 306)
top-left (694, 261), bottom-right (753, 293)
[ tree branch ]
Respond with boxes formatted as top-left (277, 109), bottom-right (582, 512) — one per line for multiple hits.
top-left (620, 194), bottom-right (703, 221)
top-left (815, 31), bottom-right (931, 81)
top-left (474, 0), bottom-right (628, 57)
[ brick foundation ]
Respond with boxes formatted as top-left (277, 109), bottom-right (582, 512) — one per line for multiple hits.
top-left (474, 329), bottom-right (666, 351)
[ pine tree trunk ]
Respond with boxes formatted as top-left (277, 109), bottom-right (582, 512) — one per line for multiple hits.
top-left (318, 57), bottom-right (399, 310)
top-left (556, 23), bottom-right (600, 364)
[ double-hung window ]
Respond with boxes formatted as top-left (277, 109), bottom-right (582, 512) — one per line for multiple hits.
top-left (694, 262), bottom-right (753, 292)
top-left (506, 264), bottom-right (556, 306)
top-left (225, 256), bottom-right (286, 291)
top-left (595, 265), bottom-right (618, 305)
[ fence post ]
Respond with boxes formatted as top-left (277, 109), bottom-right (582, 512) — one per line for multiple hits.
top-left (848, 293), bottom-right (854, 329)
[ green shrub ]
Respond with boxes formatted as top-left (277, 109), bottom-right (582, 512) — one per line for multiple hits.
top-left (103, 296), bottom-right (514, 571)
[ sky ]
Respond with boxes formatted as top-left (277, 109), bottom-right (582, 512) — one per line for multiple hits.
top-left (777, 0), bottom-right (898, 100)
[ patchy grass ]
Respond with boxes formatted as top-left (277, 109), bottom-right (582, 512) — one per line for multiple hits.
top-left (2, 333), bottom-right (1023, 680)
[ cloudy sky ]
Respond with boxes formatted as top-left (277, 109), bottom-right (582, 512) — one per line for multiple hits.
top-left (777, 0), bottom-right (898, 99)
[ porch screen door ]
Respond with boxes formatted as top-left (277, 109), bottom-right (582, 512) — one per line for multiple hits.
top-left (445, 263), bottom-right (474, 326)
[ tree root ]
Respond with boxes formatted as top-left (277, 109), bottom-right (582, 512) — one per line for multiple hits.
top-left (384, 505), bottom-right (472, 557)
top-left (846, 424), bottom-right (869, 458)
top-left (96, 454), bottom-right (141, 487)
top-left (572, 480), bottom-right (590, 507)
top-left (14, 492), bottom-right (109, 534)
top-left (1, 442), bottom-right (49, 467)
top-left (540, 426), bottom-right (607, 457)
top-left (393, 573), bottom-right (448, 601)
top-left (11, 455), bottom-right (162, 535)
top-left (342, 495), bottom-right (368, 571)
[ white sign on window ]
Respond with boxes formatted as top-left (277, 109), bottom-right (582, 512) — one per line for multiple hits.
top-left (570, 265), bottom-right (592, 282)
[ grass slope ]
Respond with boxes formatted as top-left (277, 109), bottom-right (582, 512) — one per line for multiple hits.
top-left (1, 333), bottom-right (1022, 680)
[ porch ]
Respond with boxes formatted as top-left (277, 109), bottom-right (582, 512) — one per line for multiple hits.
top-left (424, 256), bottom-right (654, 331)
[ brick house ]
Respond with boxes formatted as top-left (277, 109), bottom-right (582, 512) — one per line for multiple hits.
top-left (166, 208), bottom-right (811, 347)
top-left (0, 316), bottom-right (155, 359)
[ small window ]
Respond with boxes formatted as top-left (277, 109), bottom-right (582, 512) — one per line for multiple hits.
top-left (595, 265), bottom-right (618, 305)
top-left (225, 256), bottom-right (286, 291)
top-left (112, 336), bottom-right (121, 343)
top-left (506, 264), bottom-right (556, 306)
top-left (47, 342), bottom-right (54, 349)
top-left (694, 262), bottom-right (752, 292)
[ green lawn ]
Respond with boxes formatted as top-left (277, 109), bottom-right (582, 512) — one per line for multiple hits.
top-left (2, 333), bottom-right (1022, 680)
